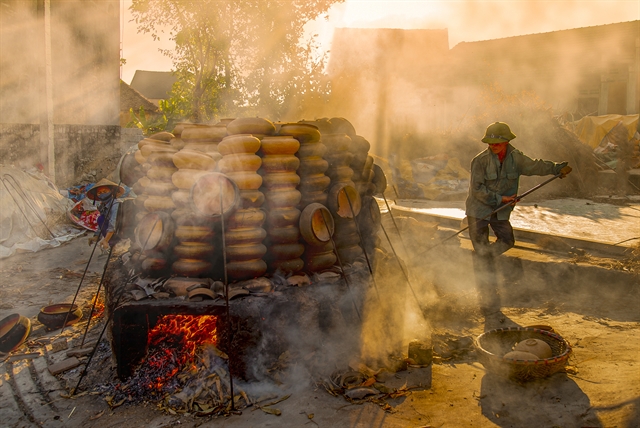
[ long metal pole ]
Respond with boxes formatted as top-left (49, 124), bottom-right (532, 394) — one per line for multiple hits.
top-left (219, 187), bottom-right (235, 411)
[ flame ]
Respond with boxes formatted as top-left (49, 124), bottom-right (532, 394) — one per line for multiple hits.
top-left (129, 315), bottom-right (219, 396)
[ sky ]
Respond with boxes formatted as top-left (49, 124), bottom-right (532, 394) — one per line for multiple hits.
top-left (120, 0), bottom-right (640, 84)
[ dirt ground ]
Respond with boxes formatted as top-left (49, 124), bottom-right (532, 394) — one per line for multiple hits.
top-left (1, 219), bottom-right (639, 428)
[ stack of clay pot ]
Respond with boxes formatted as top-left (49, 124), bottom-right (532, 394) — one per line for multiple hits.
top-left (259, 134), bottom-right (305, 274)
top-left (168, 125), bottom-right (226, 278)
top-left (135, 211), bottom-right (176, 277)
top-left (278, 123), bottom-right (329, 209)
top-left (133, 132), bottom-right (179, 221)
top-left (349, 136), bottom-right (376, 199)
top-left (218, 118), bottom-right (274, 280)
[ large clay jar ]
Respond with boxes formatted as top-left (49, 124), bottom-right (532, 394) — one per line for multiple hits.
top-left (259, 135), bottom-right (304, 274)
top-left (134, 211), bottom-right (176, 277)
top-left (299, 203), bottom-right (337, 272)
top-left (218, 134), bottom-right (268, 280)
top-left (134, 137), bottom-right (178, 221)
top-left (327, 183), bottom-right (363, 264)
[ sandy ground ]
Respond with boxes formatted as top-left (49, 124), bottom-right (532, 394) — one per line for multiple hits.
top-left (1, 214), bottom-right (639, 428)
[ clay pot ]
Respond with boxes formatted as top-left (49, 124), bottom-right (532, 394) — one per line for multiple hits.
top-left (372, 164), bottom-right (387, 194)
top-left (278, 123), bottom-right (321, 143)
top-left (225, 259), bottom-right (268, 280)
top-left (266, 207), bottom-right (301, 228)
top-left (260, 155), bottom-right (300, 172)
top-left (227, 209), bottom-right (266, 229)
top-left (297, 143), bottom-right (326, 158)
top-left (503, 351), bottom-right (539, 361)
top-left (350, 135), bottom-right (370, 153)
top-left (226, 117), bottom-right (276, 136)
top-left (299, 203), bottom-right (334, 245)
top-left (326, 165), bottom-right (354, 182)
top-left (145, 180), bottom-right (176, 196)
top-left (171, 209), bottom-right (210, 227)
top-left (147, 151), bottom-right (178, 167)
top-left (134, 150), bottom-right (147, 165)
top-left (260, 136), bottom-right (300, 155)
top-left (37, 304), bottom-right (83, 330)
top-left (261, 172), bottom-right (301, 189)
top-left (171, 189), bottom-right (191, 206)
top-left (187, 288), bottom-right (216, 300)
top-left (264, 188), bottom-right (301, 209)
top-left (175, 226), bottom-right (215, 242)
top-left (226, 243), bottom-right (268, 261)
top-left (140, 143), bottom-right (177, 159)
top-left (336, 244), bottom-right (363, 263)
top-left (141, 255), bottom-right (168, 272)
top-left (514, 339), bottom-right (553, 359)
top-left (173, 149), bottom-right (217, 171)
top-left (170, 138), bottom-right (186, 151)
top-left (239, 189), bottom-right (265, 209)
top-left (218, 134), bottom-right (261, 155)
top-left (0, 314), bottom-right (31, 353)
top-left (329, 117), bottom-right (357, 137)
top-left (333, 231), bottom-right (360, 247)
top-left (299, 174), bottom-right (331, 193)
top-left (191, 172), bottom-right (240, 217)
top-left (217, 154), bottom-right (262, 173)
top-left (173, 242), bottom-right (215, 259)
top-left (224, 227), bottom-right (267, 245)
top-left (148, 131), bottom-right (174, 142)
top-left (172, 259), bottom-right (212, 277)
top-left (147, 166), bottom-right (177, 181)
top-left (322, 133), bottom-right (351, 151)
top-left (135, 211), bottom-right (175, 251)
top-left (183, 142), bottom-right (219, 153)
top-left (269, 258), bottom-right (304, 273)
top-left (304, 252), bottom-right (336, 271)
top-left (298, 158), bottom-right (329, 175)
top-left (172, 169), bottom-right (210, 190)
top-left (266, 226), bottom-right (300, 244)
top-left (144, 195), bottom-right (176, 212)
top-left (327, 183), bottom-right (361, 218)
top-left (226, 171), bottom-right (263, 190)
top-left (269, 243), bottom-right (305, 259)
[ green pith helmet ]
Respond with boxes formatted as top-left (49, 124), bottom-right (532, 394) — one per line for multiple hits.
top-left (481, 122), bottom-right (516, 144)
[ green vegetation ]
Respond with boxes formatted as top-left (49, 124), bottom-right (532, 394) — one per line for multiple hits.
top-left (130, 0), bottom-right (342, 124)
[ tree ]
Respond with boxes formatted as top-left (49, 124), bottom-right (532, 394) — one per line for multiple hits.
top-left (130, 0), bottom-right (342, 123)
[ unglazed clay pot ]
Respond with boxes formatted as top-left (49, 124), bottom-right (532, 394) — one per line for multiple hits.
top-left (226, 117), bottom-right (276, 136)
top-left (514, 338), bottom-right (553, 359)
top-left (299, 203), bottom-right (334, 246)
top-left (503, 351), bottom-right (539, 361)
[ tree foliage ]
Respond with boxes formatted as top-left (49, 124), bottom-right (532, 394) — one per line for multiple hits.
top-left (130, 0), bottom-right (342, 123)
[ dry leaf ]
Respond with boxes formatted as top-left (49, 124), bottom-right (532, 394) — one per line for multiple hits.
top-left (89, 410), bottom-right (105, 420)
top-left (260, 406), bottom-right (281, 416)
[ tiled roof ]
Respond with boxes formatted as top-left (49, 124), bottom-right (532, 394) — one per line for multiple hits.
top-left (130, 70), bottom-right (177, 100)
top-left (120, 80), bottom-right (158, 112)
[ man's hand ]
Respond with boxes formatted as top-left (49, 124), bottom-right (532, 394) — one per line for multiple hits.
top-left (559, 165), bottom-right (572, 178)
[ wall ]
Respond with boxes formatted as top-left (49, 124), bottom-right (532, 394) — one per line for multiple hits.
top-left (0, 124), bottom-right (135, 188)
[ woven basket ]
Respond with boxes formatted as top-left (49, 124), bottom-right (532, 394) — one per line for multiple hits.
top-left (475, 327), bottom-right (572, 382)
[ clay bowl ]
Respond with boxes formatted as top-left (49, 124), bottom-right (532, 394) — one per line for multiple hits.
top-left (0, 314), bottom-right (31, 353)
top-left (37, 304), bottom-right (83, 330)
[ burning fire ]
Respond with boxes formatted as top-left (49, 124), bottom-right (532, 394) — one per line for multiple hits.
top-left (119, 315), bottom-right (219, 399)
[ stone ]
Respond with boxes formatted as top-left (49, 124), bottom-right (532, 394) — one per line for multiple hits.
top-left (48, 357), bottom-right (81, 375)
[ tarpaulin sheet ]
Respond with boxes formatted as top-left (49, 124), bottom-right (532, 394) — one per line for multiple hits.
top-left (0, 166), bottom-right (83, 259)
top-left (569, 114), bottom-right (639, 149)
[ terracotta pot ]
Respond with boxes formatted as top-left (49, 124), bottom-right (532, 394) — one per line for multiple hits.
top-left (322, 133), bottom-right (351, 151)
top-left (0, 314), bottom-right (31, 353)
top-left (326, 165), bottom-right (354, 182)
top-left (191, 172), bottom-right (240, 217)
top-left (138, 138), bottom-right (170, 149)
top-left (173, 149), bottom-right (217, 171)
top-left (147, 166), bottom-right (177, 181)
top-left (264, 188), bottom-right (301, 209)
top-left (299, 174), bottom-right (331, 193)
top-left (261, 172), bottom-right (300, 189)
top-left (350, 135), bottom-right (370, 153)
top-left (260, 136), bottom-right (300, 155)
top-left (278, 123), bottom-right (321, 143)
top-left (227, 208), bottom-right (266, 229)
top-left (297, 143), bottom-right (326, 158)
top-left (226, 243), bottom-right (268, 261)
top-left (226, 171), bottom-right (263, 190)
top-left (217, 154), bottom-right (262, 173)
top-left (266, 207), bottom-right (301, 228)
top-left (224, 227), bottom-right (267, 245)
top-left (171, 189), bottom-right (191, 206)
top-left (148, 131), bottom-right (174, 142)
top-left (172, 259), bottom-right (212, 277)
top-left (298, 158), bottom-right (329, 175)
top-left (144, 195), bottom-right (176, 212)
top-left (134, 150), bottom-right (147, 165)
top-left (260, 155), bottom-right (300, 172)
top-left (141, 255), bottom-right (168, 272)
top-left (175, 225), bottom-right (215, 242)
top-left (239, 189), bottom-right (265, 209)
top-left (357, 196), bottom-right (381, 234)
top-left (135, 211), bottom-right (175, 251)
top-left (37, 304), bottom-right (83, 330)
top-left (172, 168), bottom-right (210, 190)
top-left (333, 231), bottom-right (360, 247)
top-left (266, 225), bottom-right (300, 244)
top-left (170, 137), bottom-right (186, 151)
top-left (269, 243), bottom-right (305, 259)
top-left (183, 142), bottom-right (219, 153)
top-left (226, 259), bottom-right (268, 280)
top-left (503, 351), bottom-right (539, 361)
top-left (140, 143), bottom-right (177, 159)
top-left (173, 242), bottom-right (215, 259)
top-left (145, 180), bottom-right (176, 196)
top-left (329, 117), bottom-right (357, 137)
top-left (327, 183), bottom-right (361, 218)
top-left (226, 117), bottom-right (276, 136)
top-left (172, 122), bottom-right (193, 137)
top-left (299, 203), bottom-right (334, 245)
top-left (514, 339), bottom-right (553, 359)
top-left (304, 252), bottom-right (336, 271)
top-left (336, 244), bottom-right (363, 263)
top-left (325, 152), bottom-right (353, 168)
top-left (147, 151), bottom-right (178, 167)
top-left (218, 134), bottom-right (261, 155)
top-left (171, 209), bottom-right (210, 227)
top-left (269, 258), bottom-right (304, 273)
top-left (299, 192), bottom-right (328, 208)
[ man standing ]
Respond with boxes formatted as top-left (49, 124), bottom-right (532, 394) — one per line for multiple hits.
top-left (465, 122), bottom-right (572, 316)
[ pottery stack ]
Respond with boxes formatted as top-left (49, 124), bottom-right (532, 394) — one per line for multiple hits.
top-left (218, 118), bottom-right (274, 280)
top-left (259, 135), bottom-right (304, 274)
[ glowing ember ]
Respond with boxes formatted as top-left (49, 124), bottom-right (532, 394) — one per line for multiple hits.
top-left (115, 315), bottom-right (218, 400)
